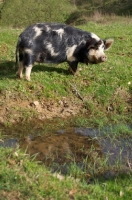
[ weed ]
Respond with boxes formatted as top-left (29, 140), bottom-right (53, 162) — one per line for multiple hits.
top-left (74, 117), bottom-right (88, 127)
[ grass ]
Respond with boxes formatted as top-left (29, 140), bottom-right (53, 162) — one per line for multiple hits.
top-left (0, 18), bottom-right (132, 126)
top-left (0, 16), bottom-right (132, 199)
top-left (0, 147), bottom-right (132, 200)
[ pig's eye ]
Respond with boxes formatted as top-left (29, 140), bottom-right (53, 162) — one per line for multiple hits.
top-left (90, 46), bottom-right (97, 50)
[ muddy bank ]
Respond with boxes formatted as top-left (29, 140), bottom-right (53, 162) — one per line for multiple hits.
top-left (0, 90), bottom-right (83, 125)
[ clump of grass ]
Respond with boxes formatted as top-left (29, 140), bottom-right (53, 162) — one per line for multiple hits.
top-left (108, 123), bottom-right (132, 136)
top-left (73, 117), bottom-right (89, 127)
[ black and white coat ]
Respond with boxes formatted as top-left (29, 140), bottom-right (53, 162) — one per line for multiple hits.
top-left (16, 23), bottom-right (114, 81)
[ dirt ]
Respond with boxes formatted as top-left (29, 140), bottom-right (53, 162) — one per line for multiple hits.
top-left (1, 191), bottom-right (23, 200)
top-left (0, 90), bottom-right (84, 125)
top-left (0, 85), bottom-right (131, 126)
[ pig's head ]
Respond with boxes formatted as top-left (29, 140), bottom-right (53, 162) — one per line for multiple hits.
top-left (85, 38), bottom-right (114, 64)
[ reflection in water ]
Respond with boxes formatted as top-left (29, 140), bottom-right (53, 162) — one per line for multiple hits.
top-left (0, 138), bottom-right (18, 148)
top-left (0, 126), bottom-right (132, 178)
top-left (75, 127), bottom-right (132, 166)
top-left (20, 131), bottom-right (102, 166)
top-left (101, 138), bottom-right (132, 166)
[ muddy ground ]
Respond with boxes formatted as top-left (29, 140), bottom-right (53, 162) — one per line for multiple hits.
top-left (0, 90), bottom-right (84, 125)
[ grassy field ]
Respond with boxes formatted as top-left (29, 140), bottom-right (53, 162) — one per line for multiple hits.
top-left (0, 16), bottom-right (132, 199)
top-left (0, 16), bottom-right (132, 127)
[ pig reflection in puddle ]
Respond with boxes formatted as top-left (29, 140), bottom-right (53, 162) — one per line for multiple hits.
top-left (20, 132), bottom-right (102, 165)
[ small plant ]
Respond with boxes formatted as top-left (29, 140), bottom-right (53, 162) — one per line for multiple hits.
top-left (74, 117), bottom-right (88, 127)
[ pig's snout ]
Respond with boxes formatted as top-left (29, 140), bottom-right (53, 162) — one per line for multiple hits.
top-left (100, 55), bottom-right (107, 62)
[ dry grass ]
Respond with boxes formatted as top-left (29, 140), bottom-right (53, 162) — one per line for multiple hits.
top-left (87, 11), bottom-right (132, 24)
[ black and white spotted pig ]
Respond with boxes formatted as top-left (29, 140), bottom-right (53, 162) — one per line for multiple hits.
top-left (15, 23), bottom-right (114, 81)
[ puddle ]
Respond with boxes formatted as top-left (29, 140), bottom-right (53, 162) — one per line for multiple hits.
top-left (20, 130), bottom-right (102, 165)
top-left (0, 125), bottom-right (132, 179)
top-left (0, 138), bottom-right (18, 148)
top-left (101, 137), bottom-right (132, 165)
top-left (75, 126), bottom-right (132, 166)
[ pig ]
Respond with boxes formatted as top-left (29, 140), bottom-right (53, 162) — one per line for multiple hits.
top-left (15, 22), bottom-right (114, 81)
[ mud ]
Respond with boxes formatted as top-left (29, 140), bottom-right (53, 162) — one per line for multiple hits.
top-left (0, 90), bottom-right (83, 125)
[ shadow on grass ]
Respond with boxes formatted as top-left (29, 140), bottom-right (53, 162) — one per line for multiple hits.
top-left (0, 60), bottom-right (15, 79)
top-left (33, 63), bottom-right (69, 75)
top-left (92, 171), bottom-right (132, 186)
top-left (0, 60), bottom-right (70, 79)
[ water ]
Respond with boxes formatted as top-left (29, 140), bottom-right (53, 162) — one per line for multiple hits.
top-left (0, 124), bottom-right (132, 178)
top-left (0, 138), bottom-right (18, 148)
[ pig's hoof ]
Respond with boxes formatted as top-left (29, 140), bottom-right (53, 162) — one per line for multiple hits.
top-left (68, 67), bottom-right (76, 75)
top-left (16, 72), bottom-right (23, 79)
top-left (26, 76), bottom-right (30, 81)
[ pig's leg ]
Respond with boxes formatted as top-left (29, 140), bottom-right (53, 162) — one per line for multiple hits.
top-left (16, 52), bottom-right (24, 78)
top-left (25, 65), bottom-right (33, 81)
top-left (24, 53), bottom-right (34, 81)
top-left (68, 61), bottom-right (78, 75)
top-left (16, 61), bottom-right (24, 78)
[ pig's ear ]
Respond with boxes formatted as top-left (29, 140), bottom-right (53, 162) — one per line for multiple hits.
top-left (104, 39), bottom-right (114, 50)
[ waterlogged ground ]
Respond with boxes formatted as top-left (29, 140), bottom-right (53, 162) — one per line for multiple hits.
top-left (0, 120), bottom-right (132, 181)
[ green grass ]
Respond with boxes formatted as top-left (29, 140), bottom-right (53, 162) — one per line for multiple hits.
top-left (0, 16), bottom-right (132, 200)
top-left (0, 147), bottom-right (132, 200)
top-left (0, 19), bottom-right (132, 126)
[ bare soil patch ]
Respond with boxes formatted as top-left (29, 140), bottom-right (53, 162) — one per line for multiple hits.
top-left (1, 191), bottom-right (23, 200)
top-left (0, 90), bottom-right (83, 125)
